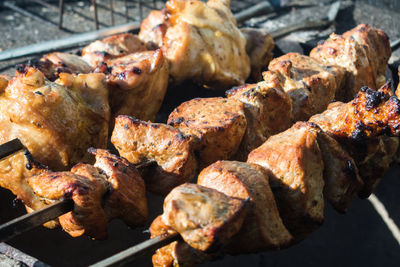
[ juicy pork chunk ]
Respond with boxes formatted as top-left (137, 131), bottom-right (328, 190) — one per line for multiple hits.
top-left (36, 52), bottom-right (92, 80)
top-left (226, 80), bottom-right (292, 160)
top-left (139, 10), bottom-right (169, 49)
top-left (309, 83), bottom-right (400, 197)
top-left (82, 33), bottom-right (146, 68)
top-left (161, 183), bottom-right (248, 252)
top-left (267, 53), bottom-right (345, 121)
top-left (0, 68), bottom-right (109, 210)
top-left (27, 149), bottom-right (147, 239)
top-left (198, 161), bottom-right (293, 252)
top-left (150, 216), bottom-right (215, 267)
top-left (111, 115), bottom-right (197, 195)
top-left (241, 28), bottom-right (275, 81)
top-left (0, 75), bottom-right (9, 90)
top-left (168, 97), bottom-right (247, 168)
top-left (139, 0), bottom-right (250, 88)
top-left (310, 24), bottom-right (391, 102)
top-left (99, 49), bottom-right (169, 122)
top-left (247, 122), bottom-right (325, 241)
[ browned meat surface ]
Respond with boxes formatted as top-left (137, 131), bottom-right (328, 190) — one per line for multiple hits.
top-left (198, 161), bottom-right (293, 253)
top-left (0, 68), bottom-right (109, 210)
top-left (150, 216), bottom-right (215, 267)
top-left (82, 33), bottom-right (146, 68)
top-left (309, 83), bottom-right (400, 197)
top-left (247, 122), bottom-right (325, 241)
top-left (111, 115), bottom-right (197, 195)
top-left (140, 0), bottom-right (250, 88)
top-left (97, 49), bottom-right (169, 122)
top-left (226, 79), bottom-right (292, 160)
top-left (168, 97), bottom-right (247, 168)
top-left (267, 53), bottom-right (345, 121)
top-left (139, 10), bottom-right (169, 49)
top-left (27, 169), bottom-right (109, 239)
top-left (89, 148), bottom-right (148, 227)
top-left (161, 183), bottom-right (247, 252)
top-left (241, 28), bottom-right (274, 82)
top-left (0, 75), bottom-right (9, 90)
top-left (310, 24), bottom-right (391, 102)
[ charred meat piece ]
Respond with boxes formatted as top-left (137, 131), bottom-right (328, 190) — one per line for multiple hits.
top-left (198, 160), bottom-right (293, 253)
top-left (82, 33), bottom-right (146, 68)
top-left (27, 169), bottom-right (109, 239)
top-left (267, 53), bottom-right (345, 121)
top-left (0, 68), bottom-right (109, 210)
top-left (226, 80), bottom-right (292, 160)
top-left (103, 49), bottom-right (169, 122)
top-left (161, 183), bottom-right (248, 252)
top-left (247, 122), bottom-right (325, 241)
top-left (150, 216), bottom-right (216, 267)
top-left (241, 28), bottom-right (274, 82)
top-left (90, 148), bottom-right (148, 227)
top-left (310, 24), bottom-right (391, 102)
top-left (168, 97), bottom-right (247, 168)
top-left (111, 115), bottom-right (197, 195)
top-left (140, 0), bottom-right (250, 88)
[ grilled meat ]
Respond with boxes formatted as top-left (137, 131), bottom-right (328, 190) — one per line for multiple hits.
top-left (198, 160), bottom-right (293, 252)
top-left (139, 0), bottom-right (250, 88)
top-left (267, 53), bottom-right (345, 121)
top-left (241, 28), bottom-right (274, 82)
top-left (168, 97), bottom-right (247, 168)
top-left (161, 183), bottom-right (248, 252)
top-left (111, 115), bottom-right (197, 195)
top-left (0, 68), bottom-right (109, 211)
top-left (310, 24), bottom-right (391, 101)
top-left (82, 33), bottom-right (146, 68)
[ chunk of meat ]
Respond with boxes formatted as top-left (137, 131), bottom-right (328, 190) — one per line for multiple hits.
top-left (150, 216), bottom-right (215, 267)
top-left (267, 53), bottom-right (345, 121)
top-left (247, 122), bottom-right (325, 241)
top-left (198, 161), bottom-right (293, 252)
top-left (168, 97), bottom-right (247, 168)
top-left (141, 0), bottom-right (250, 88)
top-left (0, 68), bottom-right (109, 210)
top-left (139, 10), bottom-right (170, 49)
top-left (0, 74), bottom-right (9, 91)
top-left (27, 169), bottom-right (109, 239)
top-left (101, 49), bottom-right (169, 122)
top-left (161, 183), bottom-right (248, 252)
top-left (89, 148), bottom-right (148, 227)
top-left (111, 115), bottom-right (197, 195)
top-left (241, 28), bottom-right (274, 81)
top-left (226, 80), bottom-right (292, 160)
top-left (310, 24), bottom-right (391, 101)
top-left (82, 33), bottom-right (146, 68)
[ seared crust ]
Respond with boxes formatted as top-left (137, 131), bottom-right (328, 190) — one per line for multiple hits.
top-left (240, 28), bottom-right (274, 81)
top-left (168, 97), bottom-right (247, 168)
top-left (310, 24), bottom-right (391, 102)
top-left (102, 49), bottom-right (169, 121)
top-left (27, 168), bottom-right (109, 239)
top-left (90, 148), bottom-right (148, 227)
top-left (226, 80), bottom-right (292, 160)
top-left (247, 122), bottom-right (325, 241)
top-left (198, 161), bottom-right (293, 252)
top-left (111, 115), bottom-right (197, 195)
top-left (82, 33), bottom-right (146, 68)
top-left (161, 183), bottom-right (247, 252)
top-left (267, 53), bottom-right (345, 121)
top-left (139, 10), bottom-right (170, 49)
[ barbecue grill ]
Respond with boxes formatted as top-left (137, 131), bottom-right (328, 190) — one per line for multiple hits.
top-left (0, 1), bottom-right (399, 266)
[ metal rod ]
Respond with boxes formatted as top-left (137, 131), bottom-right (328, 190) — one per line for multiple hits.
top-left (109, 0), bottom-right (115, 26)
top-left (89, 233), bottom-right (180, 267)
top-left (0, 199), bottom-right (74, 243)
top-left (58, 0), bottom-right (65, 29)
top-left (271, 20), bottom-right (330, 39)
top-left (93, 0), bottom-right (99, 30)
top-left (0, 21), bottom-right (141, 61)
top-left (124, 0), bottom-right (129, 22)
top-left (234, 1), bottom-right (274, 24)
top-left (0, 139), bottom-right (24, 160)
top-left (138, 0), bottom-right (143, 21)
top-left (31, 0), bottom-right (59, 10)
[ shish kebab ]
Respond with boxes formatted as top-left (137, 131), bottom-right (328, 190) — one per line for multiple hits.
top-left (92, 81), bottom-right (400, 266)
top-left (0, 22), bottom-right (393, 241)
